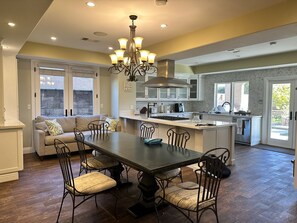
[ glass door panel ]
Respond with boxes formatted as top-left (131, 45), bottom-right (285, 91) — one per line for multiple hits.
top-left (189, 79), bottom-right (198, 99)
top-left (136, 75), bottom-right (145, 99)
top-left (177, 78), bottom-right (188, 99)
top-left (40, 74), bottom-right (65, 116)
top-left (147, 76), bottom-right (158, 99)
top-left (73, 77), bottom-right (94, 115)
top-left (159, 88), bottom-right (168, 99)
top-left (269, 83), bottom-right (290, 142)
top-left (267, 80), bottom-right (295, 148)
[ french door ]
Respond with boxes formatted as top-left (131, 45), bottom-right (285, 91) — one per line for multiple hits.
top-left (35, 64), bottom-right (99, 117)
top-left (267, 79), bottom-right (297, 149)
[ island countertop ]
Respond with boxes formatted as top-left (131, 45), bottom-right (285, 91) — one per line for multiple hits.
top-left (119, 114), bottom-right (236, 130)
top-left (120, 113), bottom-right (235, 165)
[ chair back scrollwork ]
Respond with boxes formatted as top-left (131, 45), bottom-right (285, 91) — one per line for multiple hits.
top-left (195, 148), bottom-right (230, 205)
top-left (54, 139), bottom-right (75, 190)
top-left (140, 122), bottom-right (155, 139)
top-left (167, 127), bottom-right (190, 148)
top-left (88, 120), bottom-right (110, 135)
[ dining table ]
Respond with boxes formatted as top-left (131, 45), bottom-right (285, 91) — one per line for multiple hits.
top-left (84, 131), bottom-right (203, 218)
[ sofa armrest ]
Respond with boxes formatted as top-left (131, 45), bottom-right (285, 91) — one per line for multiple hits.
top-left (33, 129), bottom-right (46, 157)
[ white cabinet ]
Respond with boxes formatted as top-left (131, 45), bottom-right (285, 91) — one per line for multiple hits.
top-left (188, 75), bottom-right (204, 101)
top-left (136, 75), bottom-right (158, 100)
top-left (159, 88), bottom-right (177, 100)
top-left (177, 78), bottom-right (188, 100)
top-left (136, 74), bottom-right (204, 101)
top-left (0, 122), bottom-right (25, 183)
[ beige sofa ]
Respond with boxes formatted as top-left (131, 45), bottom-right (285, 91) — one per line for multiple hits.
top-left (33, 114), bottom-right (119, 158)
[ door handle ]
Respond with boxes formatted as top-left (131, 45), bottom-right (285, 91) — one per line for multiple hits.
top-left (70, 109), bottom-right (73, 116)
top-left (289, 111), bottom-right (292, 120)
top-left (65, 109), bottom-right (68, 117)
top-left (295, 111), bottom-right (297, 121)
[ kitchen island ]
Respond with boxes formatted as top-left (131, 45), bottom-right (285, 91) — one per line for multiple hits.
top-left (120, 113), bottom-right (236, 165)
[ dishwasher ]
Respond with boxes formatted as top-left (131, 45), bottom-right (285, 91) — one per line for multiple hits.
top-left (232, 117), bottom-right (251, 145)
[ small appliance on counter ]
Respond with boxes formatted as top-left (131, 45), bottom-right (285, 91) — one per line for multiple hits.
top-left (160, 103), bottom-right (165, 113)
top-left (174, 103), bottom-right (185, 112)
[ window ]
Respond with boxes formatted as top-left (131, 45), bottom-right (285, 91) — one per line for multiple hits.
top-left (214, 81), bottom-right (249, 112)
top-left (35, 63), bottom-right (99, 117)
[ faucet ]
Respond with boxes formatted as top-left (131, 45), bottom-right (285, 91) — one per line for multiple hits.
top-left (147, 102), bottom-right (157, 118)
top-left (222, 101), bottom-right (232, 113)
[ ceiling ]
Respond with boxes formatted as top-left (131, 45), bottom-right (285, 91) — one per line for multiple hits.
top-left (1, 0), bottom-right (297, 66)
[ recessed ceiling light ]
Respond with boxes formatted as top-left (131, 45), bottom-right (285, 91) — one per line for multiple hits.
top-left (8, 22), bottom-right (15, 27)
top-left (86, 2), bottom-right (95, 7)
top-left (108, 47), bottom-right (113, 50)
top-left (160, 24), bottom-right (167, 29)
top-left (51, 36), bottom-right (57, 41)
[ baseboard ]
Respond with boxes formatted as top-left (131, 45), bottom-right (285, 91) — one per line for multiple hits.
top-left (23, 147), bottom-right (35, 154)
top-left (0, 172), bottom-right (19, 183)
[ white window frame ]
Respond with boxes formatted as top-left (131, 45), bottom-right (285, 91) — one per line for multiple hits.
top-left (214, 81), bottom-right (249, 112)
top-left (32, 60), bottom-right (100, 117)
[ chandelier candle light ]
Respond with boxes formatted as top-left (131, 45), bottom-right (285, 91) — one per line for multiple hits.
top-left (108, 15), bottom-right (157, 82)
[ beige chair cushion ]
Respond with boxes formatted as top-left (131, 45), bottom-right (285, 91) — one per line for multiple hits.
top-left (76, 115), bottom-right (104, 131)
top-left (67, 172), bottom-right (117, 195)
top-left (155, 168), bottom-right (181, 180)
top-left (157, 181), bottom-right (215, 211)
top-left (56, 116), bottom-right (76, 133)
top-left (83, 155), bottom-right (119, 170)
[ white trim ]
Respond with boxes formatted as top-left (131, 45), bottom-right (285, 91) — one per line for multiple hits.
top-left (0, 172), bottom-right (19, 183)
top-left (23, 147), bottom-right (34, 154)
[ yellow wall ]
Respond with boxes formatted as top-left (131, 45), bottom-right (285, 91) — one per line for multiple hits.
top-left (19, 42), bottom-right (110, 66)
top-left (192, 51), bottom-right (297, 74)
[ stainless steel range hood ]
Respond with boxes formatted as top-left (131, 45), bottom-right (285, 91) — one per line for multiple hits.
top-left (143, 59), bottom-right (191, 88)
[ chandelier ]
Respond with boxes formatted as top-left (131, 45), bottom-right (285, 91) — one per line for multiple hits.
top-left (108, 15), bottom-right (157, 82)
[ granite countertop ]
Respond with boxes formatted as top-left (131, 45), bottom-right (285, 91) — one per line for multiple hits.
top-left (120, 114), bottom-right (236, 130)
top-left (193, 112), bottom-right (262, 118)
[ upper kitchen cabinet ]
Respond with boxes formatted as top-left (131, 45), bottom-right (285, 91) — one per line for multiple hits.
top-left (159, 88), bottom-right (177, 100)
top-left (177, 78), bottom-right (188, 100)
top-left (188, 75), bottom-right (204, 101)
top-left (136, 74), bottom-right (204, 101)
top-left (136, 74), bottom-right (158, 101)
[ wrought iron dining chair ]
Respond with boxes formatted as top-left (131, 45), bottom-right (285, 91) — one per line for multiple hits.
top-left (154, 127), bottom-right (190, 187)
top-left (140, 122), bottom-right (156, 138)
top-left (155, 147), bottom-right (230, 223)
top-left (136, 123), bottom-right (156, 182)
top-left (74, 128), bottom-right (119, 175)
top-left (88, 119), bottom-right (110, 135)
top-left (54, 139), bottom-right (118, 223)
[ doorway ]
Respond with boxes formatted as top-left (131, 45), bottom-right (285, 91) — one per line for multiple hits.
top-left (267, 79), bottom-right (297, 149)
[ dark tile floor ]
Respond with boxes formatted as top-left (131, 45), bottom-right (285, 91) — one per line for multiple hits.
top-left (0, 144), bottom-right (296, 223)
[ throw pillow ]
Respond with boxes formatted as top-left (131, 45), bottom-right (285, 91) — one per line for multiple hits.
top-left (105, 117), bottom-right (119, 132)
top-left (45, 119), bottom-right (64, 136)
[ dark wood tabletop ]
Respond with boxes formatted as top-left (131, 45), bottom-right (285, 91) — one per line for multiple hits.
top-left (84, 131), bottom-right (203, 175)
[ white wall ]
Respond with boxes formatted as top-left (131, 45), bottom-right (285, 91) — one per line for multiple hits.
top-left (0, 46), bottom-right (4, 124)
top-left (3, 55), bottom-right (19, 121)
top-left (110, 72), bottom-right (136, 118)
